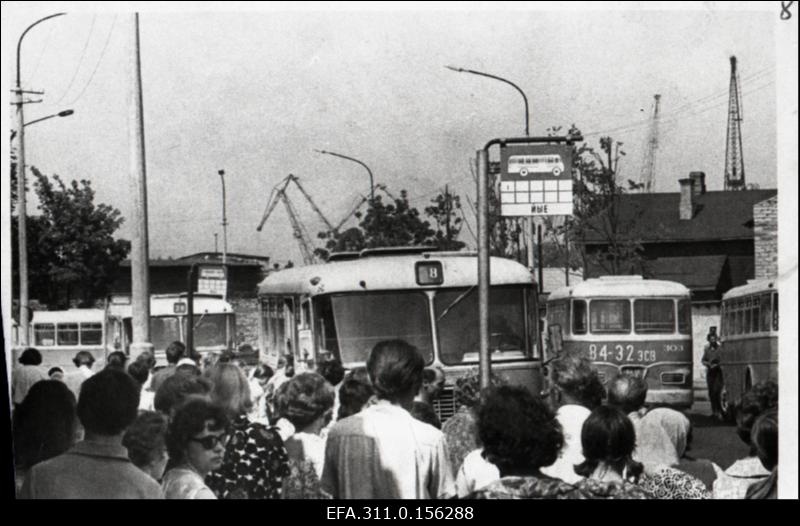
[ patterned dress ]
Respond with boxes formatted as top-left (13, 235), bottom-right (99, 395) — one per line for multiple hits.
top-left (468, 475), bottom-right (586, 499)
top-left (639, 467), bottom-right (710, 499)
top-left (572, 478), bottom-right (652, 499)
top-left (206, 415), bottom-right (289, 499)
top-left (441, 406), bottom-right (479, 476)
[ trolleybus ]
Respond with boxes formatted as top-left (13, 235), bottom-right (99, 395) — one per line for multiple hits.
top-left (546, 275), bottom-right (693, 408)
top-left (718, 279), bottom-right (778, 418)
top-left (106, 293), bottom-right (237, 365)
top-left (256, 248), bottom-right (544, 422)
top-left (18, 309), bottom-right (109, 372)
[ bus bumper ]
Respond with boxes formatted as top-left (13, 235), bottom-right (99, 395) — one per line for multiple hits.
top-left (646, 389), bottom-right (693, 408)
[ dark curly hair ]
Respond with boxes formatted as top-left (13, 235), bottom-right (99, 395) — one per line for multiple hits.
top-left (123, 411), bottom-right (168, 469)
top-left (282, 373), bottom-right (335, 429)
top-left (366, 340), bottom-right (424, 402)
top-left (574, 406), bottom-right (643, 482)
top-left (337, 368), bottom-right (373, 421)
top-left (551, 353), bottom-right (605, 409)
top-left (13, 380), bottom-right (77, 469)
top-left (127, 360), bottom-right (150, 386)
top-left (166, 397), bottom-right (228, 465)
top-left (736, 380), bottom-right (778, 453)
top-left (18, 347), bottom-right (42, 366)
top-left (477, 385), bottom-right (564, 475)
top-left (607, 374), bottom-right (648, 414)
top-left (78, 369), bottom-right (140, 436)
top-left (316, 359), bottom-right (345, 387)
top-left (153, 374), bottom-right (212, 415)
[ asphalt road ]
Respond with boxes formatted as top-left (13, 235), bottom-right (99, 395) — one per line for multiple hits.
top-left (685, 400), bottom-right (749, 470)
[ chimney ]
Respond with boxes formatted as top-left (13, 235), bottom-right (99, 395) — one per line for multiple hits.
top-left (689, 171), bottom-right (706, 199)
top-left (679, 178), bottom-right (694, 220)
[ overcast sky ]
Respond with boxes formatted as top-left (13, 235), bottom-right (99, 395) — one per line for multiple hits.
top-left (2, 2), bottom-right (788, 264)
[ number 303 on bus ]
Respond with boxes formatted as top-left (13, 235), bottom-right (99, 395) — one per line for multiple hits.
top-left (587, 343), bottom-right (656, 363)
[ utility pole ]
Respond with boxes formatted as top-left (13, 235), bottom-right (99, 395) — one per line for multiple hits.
top-left (14, 12), bottom-right (66, 346)
top-left (128, 13), bottom-right (152, 358)
top-left (214, 233), bottom-right (219, 253)
top-left (218, 170), bottom-right (228, 265)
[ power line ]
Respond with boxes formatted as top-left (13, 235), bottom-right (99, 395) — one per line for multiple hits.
top-left (27, 23), bottom-right (56, 87)
top-left (67, 15), bottom-right (116, 107)
top-left (53, 15), bottom-right (97, 105)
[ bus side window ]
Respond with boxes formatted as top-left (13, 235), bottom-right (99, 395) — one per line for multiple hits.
top-left (81, 323), bottom-right (103, 345)
top-left (734, 300), bottom-right (743, 335)
top-left (573, 300), bottom-right (587, 335)
top-left (759, 294), bottom-right (772, 333)
top-left (35, 323), bottom-right (55, 346)
top-left (58, 323), bottom-right (79, 346)
top-left (751, 297), bottom-right (761, 333)
top-left (678, 300), bottom-right (692, 334)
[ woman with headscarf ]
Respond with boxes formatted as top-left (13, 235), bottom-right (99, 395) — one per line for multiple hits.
top-left (635, 408), bottom-right (711, 499)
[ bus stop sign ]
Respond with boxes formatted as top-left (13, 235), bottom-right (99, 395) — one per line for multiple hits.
top-left (197, 265), bottom-right (227, 296)
top-left (499, 144), bottom-right (574, 216)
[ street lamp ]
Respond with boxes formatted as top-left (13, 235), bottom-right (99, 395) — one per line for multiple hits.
top-left (23, 109), bottom-right (74, 128)
top-left (15, 12), bottom-right (67, 346)
top-left (313, 149), bottom-right (375, 203)
top-left (446, 65), bottom-right (537, 274)
top-left (445, 65), bottom-right (529, 136)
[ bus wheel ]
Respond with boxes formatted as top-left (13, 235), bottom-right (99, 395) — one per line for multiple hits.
top-left (719, 384), bottom-right (734, 423)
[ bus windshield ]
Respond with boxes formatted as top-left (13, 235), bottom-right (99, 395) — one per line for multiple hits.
top-left (326, 292), bottom-right (434, 365)
top-left (191, 313), bottom-right (231, 347)
top-left (634, 299), bottom-right (675, 334)
top-left (151, 316), bottom-right (181, 351)
top-left (435, 286), bottom-right (528, 365)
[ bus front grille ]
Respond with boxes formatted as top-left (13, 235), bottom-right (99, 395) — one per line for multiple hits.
top-left (433, 386), bottom-right (457, 423)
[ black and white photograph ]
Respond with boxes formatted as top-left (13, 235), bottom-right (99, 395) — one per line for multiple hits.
top-left (2, 1), bottom-right (797, 502)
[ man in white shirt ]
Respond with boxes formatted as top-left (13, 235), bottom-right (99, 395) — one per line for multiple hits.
top-left (63, 351), bottom-right (96, 400)
top-left (321, 340), bottom-right (455, 499)
top-left (541, 353), bottom-right (605, 484)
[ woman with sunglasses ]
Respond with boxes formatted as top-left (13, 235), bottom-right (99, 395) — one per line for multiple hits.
top-left (163, 397), bottom-right (229, 499)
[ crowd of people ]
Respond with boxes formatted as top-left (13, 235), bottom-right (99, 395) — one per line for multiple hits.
top-left (11, 341), bottom-right (780, 499)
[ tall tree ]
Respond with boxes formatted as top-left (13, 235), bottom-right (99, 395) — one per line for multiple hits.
top-left (316, 188), bottom-right (467, 260)
top-left (424, 186), bottom-right (466, 252)
top-left (11, 167), bottom-right (131, 308)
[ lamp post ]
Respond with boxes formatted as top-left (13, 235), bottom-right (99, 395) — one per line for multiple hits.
top-left (218, 170), bottom-right (228, 265)
top-left (15, 12), bottom-right (66, 345)
top-left (446, 65), bottom-right (536, 272)
top-left (313, 149), bottom-right (375, 203)
top-left (23, 109), bottom-right (74, 128)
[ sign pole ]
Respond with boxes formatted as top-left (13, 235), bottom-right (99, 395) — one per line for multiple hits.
top-left (476, 149), bottom-right (491, 390)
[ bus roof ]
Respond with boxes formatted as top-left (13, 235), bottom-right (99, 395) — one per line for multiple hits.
top-left (722, 279), bottom-right (777, 300)
top-left (548, 275), bottom-right (690, 301)
top-left (32, 309), bottom-right (106, 324)
top-left (257, 252), bottom-right (534, 296)
top-left (107, 294), bottom-right (234, 318)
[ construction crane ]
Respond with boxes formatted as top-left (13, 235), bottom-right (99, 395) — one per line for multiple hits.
top-left (640, 94), bottom-right (661, 192)
top-left (257, 175), bottom-right (320, 265)
top-left (724, 56), bottom-right (746, 191)
top-left (256, 175), bottom-right (381, 264)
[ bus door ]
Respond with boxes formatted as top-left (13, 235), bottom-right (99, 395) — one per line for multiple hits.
top-left (298, 298), bottom-right (314, 368)
top-left (259, 295), bottom-right (297, 367)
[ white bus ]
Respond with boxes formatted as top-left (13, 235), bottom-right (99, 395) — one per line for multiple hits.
top-left (547, 276), bottom-right (694, 408)
top-left (256, 248), bottom-right (544, 421)
top-left (17, 309), bottom-right (109, 372)
top-left (106, 293), bottom-right (236, 365)
top-left (718, 279), bottom-right (778, 419)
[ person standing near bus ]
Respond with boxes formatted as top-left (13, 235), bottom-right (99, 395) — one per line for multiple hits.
top-left (701, 330), bottom-right (723, 421)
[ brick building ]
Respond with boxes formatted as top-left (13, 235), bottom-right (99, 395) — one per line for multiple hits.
top-left (580, 172), bottom-right (777, 381)
top-left (112, 252), bottom-right (272, 349)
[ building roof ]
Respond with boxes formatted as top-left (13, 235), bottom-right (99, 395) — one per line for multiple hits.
top-left (582, 189), bottom-right (777, 244)
top-left (548, 275), bottom-right (690, 301)
top-left (644, 255), bottom-right (728, 292)
top-left (120, 257), bottom-right (261, 268)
